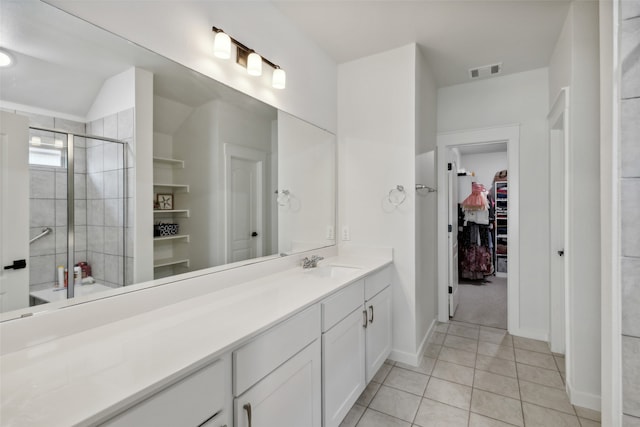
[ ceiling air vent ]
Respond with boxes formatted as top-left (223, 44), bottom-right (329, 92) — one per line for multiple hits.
top-left (469, 63), bottom-right (502, 80)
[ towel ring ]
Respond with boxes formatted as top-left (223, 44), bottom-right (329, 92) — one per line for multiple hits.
top-left (275, 189), bottom-right (290, 206)
top-left (388, 185), bottom-right (406, 206)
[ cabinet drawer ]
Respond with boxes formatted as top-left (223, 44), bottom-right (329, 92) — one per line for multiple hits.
top-left (101, 356), bottom-right (230, 427)
top-left (364, 266), bottom-right (391, 301)
top-left (233, 305), bottom-right (320, 396)
top-left (322, 280), bottom-right (364, 332)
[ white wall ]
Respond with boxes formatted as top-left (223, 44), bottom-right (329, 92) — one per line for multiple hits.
top-left (438, 68), bottom-right (550, 339)
top-left (415, 48), bottom-right (439, 350)
top-left (86, 68), bottom-right (135, 122)
top-left (278, 111), bottom-right (336, 254)
top-left (339, 44), bottom-right (419, 362)
top-left (549, 1), bottom-right (601, 409)
top-left (459, 151), bottom-right (508, 190)
top-left (46, 0), bottom-right (337, 133)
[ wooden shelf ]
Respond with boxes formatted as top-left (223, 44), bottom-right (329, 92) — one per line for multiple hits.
top-left (153, 183), bottom-right (190, 192)
top-left (154, 258), bottom-right (190, 268)
top-left (153, 209), bottom-right (190, 217)
top-left (153, 157), bottom-right (184, 168)
top-left (154, 234), bottom-right (190, 243)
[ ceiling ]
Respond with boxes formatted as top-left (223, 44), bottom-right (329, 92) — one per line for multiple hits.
top-left (272, 0), bottom-right (571, 87)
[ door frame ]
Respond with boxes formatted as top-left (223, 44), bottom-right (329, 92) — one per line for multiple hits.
top-left (223, 143), bottom-right (267, 264)
top-left (436, 125), bottom-right (520, 333)
top-left (547, 87), bottom-right (571, 357)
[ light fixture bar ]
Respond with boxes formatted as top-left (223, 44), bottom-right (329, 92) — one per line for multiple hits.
top-left (211, 26), bottom-right (280, 71)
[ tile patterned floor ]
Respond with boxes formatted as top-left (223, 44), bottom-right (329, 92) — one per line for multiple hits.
top-left (340, 320), bottom-right (602, 427)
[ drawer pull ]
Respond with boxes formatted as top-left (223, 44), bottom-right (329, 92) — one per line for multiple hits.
top-left (244, 403), bottom-right (252, 427)
top-left (369, 305), bottom-right (374, 324)
top-left (363, 310), bottom-right (368, 328)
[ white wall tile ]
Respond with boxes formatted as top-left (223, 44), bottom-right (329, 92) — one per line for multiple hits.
top-left (87, 251), bottom-right (105, 282)
top-left (75, 147), bottom-right (87, 173)
top-left (623, 335), bottom-right (640, 417)
top-left (622, 1), bottom-right (640, 20)
top-left (54, 171), bottom-right (67, 199)
top-left (88, 118), bottom-right (104, 137)
top-left (622, 98), bottom-right (640, 178)
top-left (74, 173), bottom-right (87, 200)
top-left (621, 179), bottom-right (640, 257)
top-left (30, 199), bottom-right (55, 227)
top-left (103, 114), bottom-right (118, 139)
top-left (74, 200), bottom-right (87, 226)
top-left (118, 108), bottom-right (134, 140)
top-left (54, 118), bottom-right (85, 135)
top-left (29, 227), bottom-right (56, 256)
top-left (74, 225), bottom-right (88, 252)
top-left (87, 226), bottom-right (104, 253)
top-left (55, 226), bottom-right (67, 254)
top-left (30, 170), bottom-right (55, 199)
top-left (103, 170), bottom-right (120, 199)
top-left (29, 255), bottom-right (56, 285)
top-left (87, 199), bottom-right (104, 226)
top-left (622, 18), bottom-right (640, 99)
top-left (104, 254), bottom-right (123, 285)
top-left (104, 199), bottom-right (123, 227)
top-left (87, 172), bottom-right (104, 199)
top-left (104, 227), bottom-right (124, 256)
top-left (87, 145), bottom-right (104, 173)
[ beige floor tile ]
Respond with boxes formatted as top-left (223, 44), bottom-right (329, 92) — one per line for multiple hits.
top-left (431, 332), bottom-right (446, 345)
top-left (579, 418), bottom-right (601, 427)
top-left (372, 362), bottom-right (393, 383)
top-left (355, 408), bottom-right (411, 427)
top-left (383, 366), bottom-right (429, 396)
top-left (396, 356), bottom-right (436, 376)
top-left (555, 355), bottom-right (566, 373)
top-left (516, 363), bottom-right (564, 389)
top-left (435, 322), bottom-right (449, 333)
top-left (469, 412), bottom-right (519, 427)
top-left (385, 359), bottom-right (396, 366)
top-left (623, 414), bottom-right (640, 426)
top-left (513, 336), bottom-right (551, 354)
top-left (522, 402), bottom-right (581, 427)
top-left (477, 341), bottom-right (515, 361)
top-left (413, 398), bottom-right (469, 427)
top-left (475, 354), bottom-right (517, 378)
top-left (340, 404), bottom-right (366, 427)
top-left (473, 370), bottom-right (520, 399)
top-left (439, 346), bottom-right (477, 368)
top-left (432, 360), bottom-right (475, 386)
top-left (574, 406), bottom-right (601, 422)
top-left (470, 389), bottom-right (523, 426)
top-left (519, 380), bottom-right (575, 414)
top-left (424, 377), bottom-right (473, 410)
top-left (357, 381), bottom-right (381, 406)
top-left (514, 348), bottom-right (557, 370)
top-left (448, 323), bottom-right (481, 340)
top-left (444, 334), bottom-right (479, 353)
top-left (451, 320), bottom-right (480, 330)
top-left (424, 343), bottom-right (442, 359)
top-left (479, 329), bottom-right (513, 347)
top-left (369, 385), bottom-right (421, 422)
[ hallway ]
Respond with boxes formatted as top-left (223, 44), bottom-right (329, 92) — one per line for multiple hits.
top-left (341, 320), bottom-right (600, 427)
top-left (452, 278), bottom-right (508, 329)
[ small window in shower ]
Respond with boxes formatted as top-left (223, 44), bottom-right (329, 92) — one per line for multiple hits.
top-left (28, 134), bottom-right (67, 168)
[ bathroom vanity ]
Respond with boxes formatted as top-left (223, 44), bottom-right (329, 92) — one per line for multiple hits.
top-left (0, 252), bottom-right (392, 427)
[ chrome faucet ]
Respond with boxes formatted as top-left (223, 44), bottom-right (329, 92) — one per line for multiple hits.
top-left (302, 255), bottom-right (324, 269)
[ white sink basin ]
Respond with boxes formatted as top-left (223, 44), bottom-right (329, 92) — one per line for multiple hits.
top-left (306, 265), bottom-right (361, 279)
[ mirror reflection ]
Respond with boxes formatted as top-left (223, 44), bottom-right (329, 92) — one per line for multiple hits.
top-left (0, 1), bottom-right (336, 319)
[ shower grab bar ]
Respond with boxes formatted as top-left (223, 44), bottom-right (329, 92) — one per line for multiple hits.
top-left (30, 227), bottom-right (52, 244)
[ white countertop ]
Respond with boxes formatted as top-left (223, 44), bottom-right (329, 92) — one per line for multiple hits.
top-left (30, 283), bottom-right (113, 303)
top-left (0, 255), bottom-right (391, 427)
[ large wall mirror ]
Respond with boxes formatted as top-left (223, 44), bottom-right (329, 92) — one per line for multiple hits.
top-left (0, 1), bottom-right (336, 321)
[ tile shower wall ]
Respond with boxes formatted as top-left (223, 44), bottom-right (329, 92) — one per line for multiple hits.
top-left (620, 2), bottom-right (640, 425)
top-left (26, 115), bottom-right (87, 292)
top-left (87, 107), bottom-right (134, 288)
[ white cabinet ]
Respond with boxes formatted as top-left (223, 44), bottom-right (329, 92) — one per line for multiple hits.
top-left (322, 308), bottom-right (367, 427)
top-left (101, 355), bottom-right (231, 427)
top-left (235, 340), bottom-right (322, 427)
top-left (322, 266), bottom-right (392, 427)
top-left (365, 285), bottom-right (392, 383)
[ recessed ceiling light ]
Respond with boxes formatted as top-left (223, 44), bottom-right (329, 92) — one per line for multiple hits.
top-left (0, 49), bottom-right (14, 67)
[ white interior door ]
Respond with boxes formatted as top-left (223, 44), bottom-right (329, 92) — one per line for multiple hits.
top-left (0, 112), bottom-right (30, 313)
top-left (225, 144), bottom-right (266, 264)
top-left (549, 128), bottom-right (565, 353)
top-left (448, 161), bottom-right (459, 317)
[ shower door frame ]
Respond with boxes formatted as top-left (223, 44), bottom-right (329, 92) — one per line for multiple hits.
top-left (29, 126), bottom-right (128, 299)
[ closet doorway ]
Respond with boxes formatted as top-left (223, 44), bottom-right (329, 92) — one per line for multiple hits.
top-left (437, 126), bottom-right (520, 333)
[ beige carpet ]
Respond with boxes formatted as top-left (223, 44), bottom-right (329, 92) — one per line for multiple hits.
top-left (452, 277), bottom-right (507, 329)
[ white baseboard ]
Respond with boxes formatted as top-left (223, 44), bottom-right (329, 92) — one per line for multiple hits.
top-left (389, 318), bottom-right (437, 366)
top-left (566, 377), bottom-right (601, 411)
top-left (510, 327), bottom-right (549, 342)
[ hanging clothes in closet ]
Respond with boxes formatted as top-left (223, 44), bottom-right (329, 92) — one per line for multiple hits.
top-left (458, 182), bottom-right (495, 280)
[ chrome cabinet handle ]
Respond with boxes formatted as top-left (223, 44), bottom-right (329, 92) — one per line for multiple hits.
top-left (363, 310), bottom-right (368, 328)
top-left (369, 305), bottom-right (374, 324)
top-left (243, 403), bottom-right (252, 427)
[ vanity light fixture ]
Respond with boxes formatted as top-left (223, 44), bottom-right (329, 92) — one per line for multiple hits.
top-left (0, 49), bottom-right (13, 67)
top-left (211, 26), bottom-right (286, 89)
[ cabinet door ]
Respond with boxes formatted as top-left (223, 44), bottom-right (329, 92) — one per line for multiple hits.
top-left (365, 286), bottom-right (392, 383)
top-left (322, 307), bottom-right (366, 427)
top-left (235, 340), bottom-right (321, 427)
